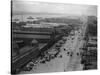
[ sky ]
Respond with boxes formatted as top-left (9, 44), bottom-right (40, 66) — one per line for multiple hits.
top-left (12, 0), bottom-right (97, 16)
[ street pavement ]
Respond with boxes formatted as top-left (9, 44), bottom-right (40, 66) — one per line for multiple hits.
top-left (20, 21), bottom-right (87, 74)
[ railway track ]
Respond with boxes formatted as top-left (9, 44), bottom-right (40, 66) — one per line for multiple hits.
top-left (12, 34), bottom-right (63, 74)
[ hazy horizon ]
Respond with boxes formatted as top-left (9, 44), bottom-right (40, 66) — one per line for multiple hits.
top-left (12, 0), bottom-right (97, 17)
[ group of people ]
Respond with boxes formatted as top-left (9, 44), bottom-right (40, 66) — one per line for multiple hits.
top-left (63, 48), bottom-right (81, 57)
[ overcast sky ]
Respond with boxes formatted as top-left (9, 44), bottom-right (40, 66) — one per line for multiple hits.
top-left (12, 0), bottom-right (97, 16)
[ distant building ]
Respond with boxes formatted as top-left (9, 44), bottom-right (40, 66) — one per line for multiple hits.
top-left (31, 39), bottom-right (39, 47)
top-left (12, 18), bottom-right (20, 23)
top-left (24, 21), bottom-right (67, 28)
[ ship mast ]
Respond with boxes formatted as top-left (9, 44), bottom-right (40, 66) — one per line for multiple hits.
top-left (21, 12), bottom-right (23, 22)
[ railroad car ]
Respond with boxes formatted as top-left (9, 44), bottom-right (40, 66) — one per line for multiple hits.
top-left (11, 40), bottom-right (40, 74)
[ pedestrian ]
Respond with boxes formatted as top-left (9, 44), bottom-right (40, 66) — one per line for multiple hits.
top-left (64, 48), bottom-right (66, 51)
top-left (77, 52), bottom-right (79, 56)
top-left (70, 52), bottom-right (73, 57)
top-left (67, 52), bottom-right (69, 54)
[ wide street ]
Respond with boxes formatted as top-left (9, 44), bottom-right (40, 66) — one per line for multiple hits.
top-left (20, 21), bottom-right (87, 74)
